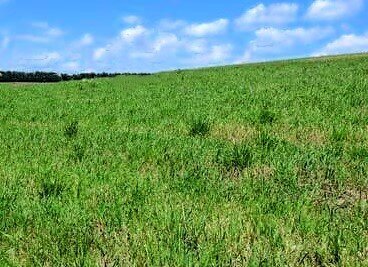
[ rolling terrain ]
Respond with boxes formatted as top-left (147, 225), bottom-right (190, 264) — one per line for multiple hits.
top-left (1, 54), bottom-right (368, 266)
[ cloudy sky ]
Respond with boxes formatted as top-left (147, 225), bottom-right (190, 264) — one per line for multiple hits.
top-left (0, 0), bottom-right (367, 73)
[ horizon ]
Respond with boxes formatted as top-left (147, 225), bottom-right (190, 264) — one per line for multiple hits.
top-left (0, 0), bottom-right (367, 73)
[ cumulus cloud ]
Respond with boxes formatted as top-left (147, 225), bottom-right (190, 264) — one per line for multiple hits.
top-left (152, 33), bottom-right (180, 53)
top-left (158, 19), bottom-right (187, 31)
top-left (93, 48), bottom-right (107, 61)
top-left (17, 22), bottom-right (64, 43)
top-left (314, 33), bottom-right (368, 56)
top-left (93, 25), bottom-right (149, 60)
top-left (235, 3), bottom-right (299, 31)
top-left (306, 0), bottom-right (364, 21)
top-left (184, 39), bottom-right (207, 54)
top-left (202, 44), bottom-right (233, 63)
top-left (1, 36), bottom-right (10, 49)
top-left (129, 33), bottom-right (180, 59)
top-left (19, 52), bottom-right (61, 67)
top-left (120, 25), bottom-right (148, 43)
top-left (237, 26), bottom-right (334, 63)
top-left (91, 20), bottom-right (235, 72)
top-left (122, 15), bottom-right (142, 24)
top-left (181, 43), bottom-right (233, 66)
top-left (37, 52), bottom-right (61, 64)
top-left (61, 61), bottom-right (80, 72)
top-left (75, 33), bottom-right (94, 47)
top-left (253, 26), bottom-right (334, 48)
top-left (31, 22), bottom-right (64, 37)
top-left (184, 19), bottom-right (229, 37)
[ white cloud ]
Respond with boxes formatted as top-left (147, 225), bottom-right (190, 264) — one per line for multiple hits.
top-left (314, 33), bottom-right (368, 56)
top-left (185, 44), bottom-right (233, 65)
top-left (253, 27), bottom-right (334, 48)
top-left (93, 47), bottom-right (107, 60)
top-left (306, 0), bottom-right (363, 21)
top-left (93, 25), bottom-right (149, 60)
top-left (91, 21), bottom-right (235, 72)
top-left (1, 36), bottom-right (10, 49)
top-left (235, 50), bottom-right (253, 64)
top-left (237, 26), bottom-right (334, 63)
top-left (61, 61), bottom-right (80, 72)
top-left (17, 22), bottom-right (64, 43)
top-left (129, 33), bottom-right (180, 59)
top-left (184, 19), bottom-right (229, 37)
top-left (20, 52), bottom-right (61, 66)
top-left (31, 22), bottom-right (64, 37)
top-left (185, 39), bottom-right (207, 54)
top-left (152, 33), bottom-right (180, 52)
top-left (235, 3), bottom-right (298, 31)
top-left (76, 33), bottom-right (94, 46)
top-left (39, 52), bottom-right (61, 64)
top-left (206, 44), bottom-right (233, 62)
top-left (122, 15), bottom-right (142, 24)
top-left (17, 34), bottom-right (52, 43)
top-left (120, 25), bottom-right (148, 43)
top-left (158, 19), bottom-right (187, 31)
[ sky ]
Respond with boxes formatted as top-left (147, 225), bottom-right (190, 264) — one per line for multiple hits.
top-left (0, 0), bottom-right (367, 73)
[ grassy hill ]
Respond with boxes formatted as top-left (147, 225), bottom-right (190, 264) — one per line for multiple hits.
top-left (1, 54), bottom-right (368, 266)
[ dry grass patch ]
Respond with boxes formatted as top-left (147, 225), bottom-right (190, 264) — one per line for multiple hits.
top-left (281, 126), bottom-right (327, 147)
top-left (225, 165), bottom-right (275, 181)
top-left (93, 221), bottom-right (133, 266)
top-left (211, 123), bottom-right (257, 143)
top-left (250, 165), bottom-right (275, 179)
top-left (139, 161), bottom-right (159, 178)
top-left (314, 182), bottom-right (368, 209)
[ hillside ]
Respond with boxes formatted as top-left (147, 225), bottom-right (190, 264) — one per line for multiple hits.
top-left (1, 54), bottom-right (368, 266)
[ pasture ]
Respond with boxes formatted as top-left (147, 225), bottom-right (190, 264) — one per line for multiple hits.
top-left (1, 54), bottom-right (368, 266)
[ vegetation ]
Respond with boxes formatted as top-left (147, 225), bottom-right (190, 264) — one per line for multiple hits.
top-left (0, 54), bottom-right (367, 266)
top-left (0, 71), bottom-right (151, 83)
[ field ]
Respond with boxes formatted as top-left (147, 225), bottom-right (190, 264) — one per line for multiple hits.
top-left (1, 54), bottom-right (368, 266)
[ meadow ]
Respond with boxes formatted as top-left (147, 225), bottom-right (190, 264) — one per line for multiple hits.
top-left (0, 54), bottom-right (368, 266)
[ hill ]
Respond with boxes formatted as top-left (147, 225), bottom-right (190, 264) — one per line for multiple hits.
top-left (0, 54), bottom-right (367, 266)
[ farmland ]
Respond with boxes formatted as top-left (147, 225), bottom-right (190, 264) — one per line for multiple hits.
top-left (0, 54), bottom-right (368, 266)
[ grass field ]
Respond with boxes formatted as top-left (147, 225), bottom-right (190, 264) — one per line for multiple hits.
top-left (1, 54), bottom-right (368, 266)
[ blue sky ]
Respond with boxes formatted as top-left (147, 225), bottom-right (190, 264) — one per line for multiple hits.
top-left (0, 0), bottom-right (367, 73)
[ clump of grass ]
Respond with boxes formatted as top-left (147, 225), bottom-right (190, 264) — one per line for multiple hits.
top-left (259, 109), bottom-right (277, 124)
top-left (258, 131), bottom-right (279, 151)
top-left (189, 119), bottom-right (211, 137)
top-left (71, 143), bottom-right (85, 162)
top-left (64, 121), bottom-right (78, 139)
top-left (331, 126), bottom-right (348, 142)
top-left (350, 146), bottom-right (368, 161)
top-left (217, 143), bottom-right (253, 172)
top-left (76, 79), bottom-right (100, 90)
top-left (39, 179), bottom-right (65, 199)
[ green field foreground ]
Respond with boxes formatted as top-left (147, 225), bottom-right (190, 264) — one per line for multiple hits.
top-left (1, 54), bottom-right (368, 266)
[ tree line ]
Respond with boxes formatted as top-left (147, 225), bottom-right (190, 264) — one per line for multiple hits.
top-left (0, 71), bottom-right (151, 83)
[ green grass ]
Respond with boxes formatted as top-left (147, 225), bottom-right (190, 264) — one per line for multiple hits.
top-left (1, 54), bottom-right (368, 266)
